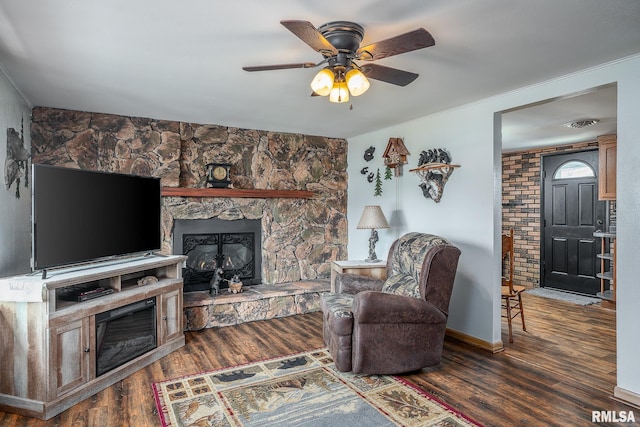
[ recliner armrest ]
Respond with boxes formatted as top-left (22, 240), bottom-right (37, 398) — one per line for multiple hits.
top-left (352, 291), bottom-right (447, 324)
top-left (336, 273), bottom-right (385, 294)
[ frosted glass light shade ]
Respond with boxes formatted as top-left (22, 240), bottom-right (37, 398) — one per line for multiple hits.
top-left (310, 68), bottom-right (334, 96)
top-left (356, 205), bottom-right (390, 229)
top-left (345, 68), bottom-right (370, 96)
top-left (329, 81), bottom-right (349, 103)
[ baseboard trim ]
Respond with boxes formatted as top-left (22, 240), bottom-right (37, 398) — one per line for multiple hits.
top-left (614, 386), bottom-right (640, 409)
top-left (446, 328), bottom-right (504, 353)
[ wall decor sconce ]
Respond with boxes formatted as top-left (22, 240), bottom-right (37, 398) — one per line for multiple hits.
top-left (409, 148), bottom-right (460, 203)
top-left (382, 137), bottom-right (410, 176)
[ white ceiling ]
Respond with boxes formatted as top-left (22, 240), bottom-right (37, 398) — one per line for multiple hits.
top-left (0, 1), bottom-right (638, 149)
top-left (501, 84), bottom-right (618, 151)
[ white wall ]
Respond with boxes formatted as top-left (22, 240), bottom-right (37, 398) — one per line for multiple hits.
top-left (348, 54), bottom-right (640, 398)
top-left (348, 105), bottom-right (498, 343)
top-left (614, 58), bottom-right (640, 401)
top-left (0, 68), bottom-right (31, 277)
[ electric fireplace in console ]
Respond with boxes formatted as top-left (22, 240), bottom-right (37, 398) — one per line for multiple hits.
top-left (95, 298), bottom-right (157, 376)
top-left (0, 256), bottom-right (185, 420)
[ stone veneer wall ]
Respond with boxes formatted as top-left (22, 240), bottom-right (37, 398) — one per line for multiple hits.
top-left (501, 140), bottom-right (619, 288)
top-left (31, 107), bottom-right (348, 284)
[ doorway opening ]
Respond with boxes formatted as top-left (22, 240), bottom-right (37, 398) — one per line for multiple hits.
top-left (497, 82), bottom-right (617, 341)
top-left (499, 83), bottom-right (617, 294)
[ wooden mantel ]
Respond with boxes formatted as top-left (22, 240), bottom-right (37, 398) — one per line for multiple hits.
top-left (161, 187), bottom-right (315, 199)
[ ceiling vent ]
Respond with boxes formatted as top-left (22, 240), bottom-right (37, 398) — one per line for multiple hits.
top-left (563, 119), bottom-right (600, 129)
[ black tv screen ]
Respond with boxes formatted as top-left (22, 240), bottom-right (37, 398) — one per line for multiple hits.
top-left (32, 164), bottom-right (161, 270)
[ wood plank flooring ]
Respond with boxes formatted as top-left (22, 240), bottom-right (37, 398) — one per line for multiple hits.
top-left (0, 293), bottom-right (636, 426)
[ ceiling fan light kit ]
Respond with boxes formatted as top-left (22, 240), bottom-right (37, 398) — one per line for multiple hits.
top-left (310, 67), bottom-right (335, 96)
top-left (345, 68), bottom-right (370, 96)
top-left (313, 66), bottom-right (370, 103)
top-left (329, 80), bottom-right (349, 103)
top-left (243, 20), bottom-right (435, 104)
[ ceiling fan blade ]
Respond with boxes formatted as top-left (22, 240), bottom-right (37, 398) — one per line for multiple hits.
top-left (280, 20), bottom-right (338, 56)
top-left (357, 28), bottom-right (435, 61)
top-left (361, 63), bottom-right (419, 86)
top-left (243, 62), bottom-right (317, 72)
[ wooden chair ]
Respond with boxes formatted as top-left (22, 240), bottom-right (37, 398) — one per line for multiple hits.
top-left (501, 228), bottom-right (526, 343)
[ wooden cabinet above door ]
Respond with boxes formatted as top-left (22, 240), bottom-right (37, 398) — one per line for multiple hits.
top-left (598, 134), bottom-right (617, 200)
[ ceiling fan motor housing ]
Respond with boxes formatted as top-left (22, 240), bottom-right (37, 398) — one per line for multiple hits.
top-left (318, 21), bottom-right (364, 54)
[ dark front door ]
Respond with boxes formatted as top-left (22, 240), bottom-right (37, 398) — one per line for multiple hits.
top-left (541, 150), bottom-right (606, 295)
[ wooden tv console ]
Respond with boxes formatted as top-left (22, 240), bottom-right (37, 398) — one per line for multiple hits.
top-left (0, 255), bottom-right (186, 420)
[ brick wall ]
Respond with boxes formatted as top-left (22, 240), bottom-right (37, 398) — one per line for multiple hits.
top-left (501, 141), bottom-right (609, 287)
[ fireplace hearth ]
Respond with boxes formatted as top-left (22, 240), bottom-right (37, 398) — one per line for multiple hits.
top-left (173, 218), bottom-right (262, 292)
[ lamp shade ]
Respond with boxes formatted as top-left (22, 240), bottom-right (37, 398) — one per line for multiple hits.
top-left (310, 68), bottom-right (334, 96)
top-left (356, 205), bottom-right (390, 229)
top-left (329, 81), bottom-right (349, 103)
top-left (345, 68), bottom-right (370, 96)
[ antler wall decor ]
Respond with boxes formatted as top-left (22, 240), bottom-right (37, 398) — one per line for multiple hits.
top-left (409, 148), bottom-right (460, 203)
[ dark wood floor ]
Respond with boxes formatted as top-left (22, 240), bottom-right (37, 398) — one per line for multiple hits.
top-left (1, 293), bottom-right (636, 426)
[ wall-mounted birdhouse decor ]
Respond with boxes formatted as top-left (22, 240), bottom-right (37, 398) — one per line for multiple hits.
top-left (382, 137), bottom-right (410, 176)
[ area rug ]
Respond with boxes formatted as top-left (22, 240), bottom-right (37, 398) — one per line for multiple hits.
top-left (526, 287), bottom-right (600, 306)
top-left (153, 349), bottom-right (480, 426)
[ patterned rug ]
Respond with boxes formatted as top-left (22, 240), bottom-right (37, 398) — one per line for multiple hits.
top-left (153, 349), bottom-right (480, 426)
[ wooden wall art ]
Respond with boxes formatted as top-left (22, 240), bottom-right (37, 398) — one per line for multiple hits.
top-left (382, 137), bottom-right (410, 176)
top-left (410, 148), bottom-right (460, 203)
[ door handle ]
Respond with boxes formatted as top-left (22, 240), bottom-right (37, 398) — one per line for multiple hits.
top-left (597, 219), bottom-right (603, 225)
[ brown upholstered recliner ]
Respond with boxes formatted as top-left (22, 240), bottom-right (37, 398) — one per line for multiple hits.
top-left (321, 232), bottom-right (461, 374)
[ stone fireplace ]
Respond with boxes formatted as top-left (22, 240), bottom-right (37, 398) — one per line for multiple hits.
top-left (173, 218), bottom-right (262, 292)
top-left (30, 107), bottom-right (349, 289)
top-left (161, 195), bottom-right (343, 286)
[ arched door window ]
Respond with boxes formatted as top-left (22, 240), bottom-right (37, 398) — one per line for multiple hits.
top-left (553, 160), bottom-right (595, 179)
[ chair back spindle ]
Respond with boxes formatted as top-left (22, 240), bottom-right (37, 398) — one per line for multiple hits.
top-left (501, 228), bottom-right (526, 343)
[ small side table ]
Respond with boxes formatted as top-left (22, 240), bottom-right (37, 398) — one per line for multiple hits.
top-left (330, 260), bottom-right (387, 292)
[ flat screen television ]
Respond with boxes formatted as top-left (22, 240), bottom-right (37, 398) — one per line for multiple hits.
top-left (32, 164), bottom-right (162, 271)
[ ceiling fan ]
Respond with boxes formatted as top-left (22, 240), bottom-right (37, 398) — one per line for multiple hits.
top-left (243, 20), bottom-right (435, 103)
